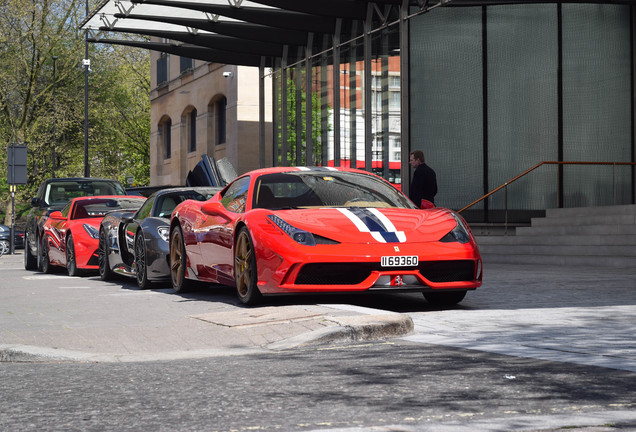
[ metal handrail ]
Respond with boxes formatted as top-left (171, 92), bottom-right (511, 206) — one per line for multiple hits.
top-left (457, 161), bottom-right (636, 233)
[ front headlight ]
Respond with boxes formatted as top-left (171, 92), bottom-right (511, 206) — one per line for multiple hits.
top-left (440, 213), bottom-right (471, 244)
top-left (157, 226), bottom-right (170, 242)
top-left (83, 223), bottom-right (99, 239)
top-left (267, 215), bottom-right (316, 246)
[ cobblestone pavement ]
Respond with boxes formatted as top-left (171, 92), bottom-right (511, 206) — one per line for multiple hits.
top-left (400, 263), bottom-right (636, 372)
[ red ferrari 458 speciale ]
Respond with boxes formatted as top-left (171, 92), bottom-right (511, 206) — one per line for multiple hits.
top-left (169, 167), bottom-right (482, 306)
top-left (40, 195), bottom-right (146, 275)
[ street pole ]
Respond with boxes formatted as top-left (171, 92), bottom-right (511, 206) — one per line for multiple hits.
top-left (83, 0), bottom-right (90, 178)
top-left (10, 185), bottom-right (15, 255)
top-left (52, 55), bottom-right (57, 178)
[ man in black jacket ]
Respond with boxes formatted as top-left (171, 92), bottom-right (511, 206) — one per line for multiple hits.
top-left (409, 150), bottom-right (437, 207)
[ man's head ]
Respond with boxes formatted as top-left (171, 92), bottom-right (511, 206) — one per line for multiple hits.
top-left (409, 150), bottom-right (425, 169)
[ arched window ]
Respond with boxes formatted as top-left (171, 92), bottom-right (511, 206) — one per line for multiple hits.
top-left (216, 97), bottom-right (226, 145)
top-left (188, 108), bottom-right (197, 152)
top-left (159, 117), bottom-right (172, 159)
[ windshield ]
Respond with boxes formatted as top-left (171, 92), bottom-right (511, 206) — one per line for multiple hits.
top-left (44, 181), bottom-right (126, 206)
top-left (253, 171), bottom-right (415, 210)
top-left (72, 198), bottom-right (144, 219)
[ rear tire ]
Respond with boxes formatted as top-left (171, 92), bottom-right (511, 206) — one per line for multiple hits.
top-left (0, 240), bottom-right (9, 256)
top-left (40, 235), bottom-right (53, 274)
top-left (24, 233), bottom-right (37, 270)
top-left (170, 225), bottom-right (193, 293)
top-left (423, 290), bottom-right (467, 306)
top-left (98, 228), bottom-right (113, 281)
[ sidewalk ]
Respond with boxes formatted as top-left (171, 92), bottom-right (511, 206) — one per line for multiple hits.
top-left (0, 251), bottom-right (413, 362)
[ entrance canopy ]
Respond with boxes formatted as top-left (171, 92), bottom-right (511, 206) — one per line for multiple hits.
top-left (81, 0), bottom-right (378, 67)
top-left (82, 0), bottom-right (636, 66)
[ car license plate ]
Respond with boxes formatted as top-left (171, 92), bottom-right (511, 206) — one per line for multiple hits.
top-left (381, 255), bottom-right (418, 267)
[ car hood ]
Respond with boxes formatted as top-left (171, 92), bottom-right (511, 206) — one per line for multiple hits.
top-left (270, 207), bottom-right (459, 244)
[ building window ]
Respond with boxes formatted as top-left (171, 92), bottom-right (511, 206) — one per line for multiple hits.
top-left (217, 97), bottom-right (227, 144)
top-left (189, 108), bottom-right (197, 153)
top-left (180, 57), bottom-right (193, 74)
top-left (157, 53), bottom-right (168, 86)
top-left (161, 118), bottom-right (172, 159)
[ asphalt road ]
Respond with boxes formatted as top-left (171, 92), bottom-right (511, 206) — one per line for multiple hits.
top-left (2, 252), bottom-right (636, 431)
top-left (2, 341), bottom-right (636, 431)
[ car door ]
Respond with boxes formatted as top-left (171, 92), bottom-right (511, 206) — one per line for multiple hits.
top-left (197, 176), bottom-right (250, 284)
top-left (46, 202), bottom-right (73, 266)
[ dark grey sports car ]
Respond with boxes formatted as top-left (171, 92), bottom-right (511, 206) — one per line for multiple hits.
top-left (98, 187), bottom-right (220, 288)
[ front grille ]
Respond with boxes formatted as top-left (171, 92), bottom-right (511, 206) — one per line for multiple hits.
top-left (294, 260), bottom-right (476, 285)
top-left (419, 260), bottom-right (475, 283)
top-left (295, 263), bottom-right (376, 285)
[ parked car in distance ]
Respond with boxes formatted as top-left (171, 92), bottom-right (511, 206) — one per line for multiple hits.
top-left (0, 224), bottom-right (24, 254)
top-left (24, 177), bottom-right (126, 271)
top-left (126, 185), bottom-right (176, 197)
top-left (99, 187), bottom-right (220, 288)
top-left (169, 167), bottom-right (482, 306)
top-left (40, 195), bottom-right (145, 276)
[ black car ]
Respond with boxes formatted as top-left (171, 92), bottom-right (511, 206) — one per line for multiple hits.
top-left (0, 224), bottom-right (24, 254)
top-left (98, 187), bottom-right (220, 289)
top-left (24, 177), bottom-right (126, 271)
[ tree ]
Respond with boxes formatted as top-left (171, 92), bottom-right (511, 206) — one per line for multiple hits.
top-left (0, 0), bottom-right (150, 224)
top-left (277, 70), bottom-right (326, 166)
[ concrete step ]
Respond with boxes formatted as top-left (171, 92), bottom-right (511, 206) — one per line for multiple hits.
top-left (478, 243), bottom-right (636, 257)
top-left (545, 204), bottom-right (636, 219)
top-left (474, 204), bottom-right (636, 267)
top-left (476, 233), bottom-right (636, 246)
top-left (481, 253), bottom-right (636, 268)
top-left (531, 213), bottom-right (636, 227)
top-left (515, 224), bottom-right (636, 237)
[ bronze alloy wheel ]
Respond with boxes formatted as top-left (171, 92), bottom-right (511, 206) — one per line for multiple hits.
top-left (169, 225), bottom-right (191, 293)
top-left (234, 227), bottom-right (261, 305)
top-left (135, 232), bottom-right (150, 289)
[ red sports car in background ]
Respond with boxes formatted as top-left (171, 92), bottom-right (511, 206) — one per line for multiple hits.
top-left (169, 167), bottom-right (482, 306)
top-left (41, 195), bottom-right (146, 276)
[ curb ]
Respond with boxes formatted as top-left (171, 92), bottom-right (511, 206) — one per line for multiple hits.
top-left (267, 313), bottom-right (414, 351)
top-left (0, 314), bottom-right (414, 362)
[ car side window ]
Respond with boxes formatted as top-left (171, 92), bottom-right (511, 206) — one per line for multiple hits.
top-left (135, 196), bottom-right (155, 220)
top-left (220, 177), bottom-right (250, 213)
top-left (60, 202), bottom-right (72, 218)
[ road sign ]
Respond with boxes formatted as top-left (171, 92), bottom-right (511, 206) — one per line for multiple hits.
top-left (7, 144), bottom-right (27, 184)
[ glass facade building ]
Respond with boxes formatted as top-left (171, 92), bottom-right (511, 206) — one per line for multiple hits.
top-left (269, 3), bottom-right (635, 223)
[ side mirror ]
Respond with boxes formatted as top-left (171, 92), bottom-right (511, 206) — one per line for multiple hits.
top-left (49, 211), bottom-right (65, 220)
top-left (201, 201), bottom-right (223, 215)
top-left (30, 197), bottom-right (40, 207)
top-left (420, 199), bottom-right (435, 209)
top-left (122, 216), bottom-right (134, 224)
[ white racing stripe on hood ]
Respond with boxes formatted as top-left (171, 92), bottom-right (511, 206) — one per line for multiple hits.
top-left (337, 207), bottom-right (406, 243)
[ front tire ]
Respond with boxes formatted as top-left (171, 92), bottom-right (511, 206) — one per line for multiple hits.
top-left (423, 290), bottom-right (467, 306)
top-left (98, 228), bottom-right (113, 281)
top-left (234, 227), bottom-right (261, 306)
top-left (135, 231), bottom-right (151, 290)
top-left (170, 225), bottom-right (193, 293)
top-left (66, 234), bottom-right (80, 277)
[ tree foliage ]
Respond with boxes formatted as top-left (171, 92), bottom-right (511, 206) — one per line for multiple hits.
top-left (278, 72), bottom-right (326, 166)
top-left (0, 0), bottom-right (150, 224)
